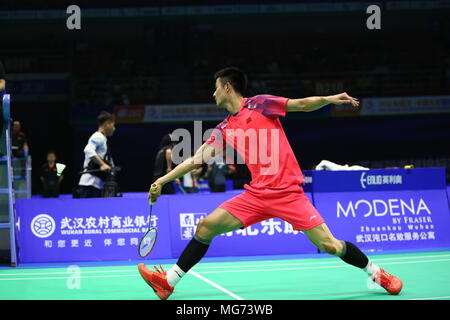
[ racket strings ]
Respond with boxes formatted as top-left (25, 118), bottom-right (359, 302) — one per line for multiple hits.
top-left (138, 202), bottom-right (158, 257)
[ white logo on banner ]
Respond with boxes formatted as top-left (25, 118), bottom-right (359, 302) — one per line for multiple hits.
top-left (31, 214), bottom-right (56, 238)
top-left (178, 214), bottom-right (302, 240)
top-left (335, 197), bottom-right (435, 244)
top-left (360, 172), bottom-right (403, 189)
top-left (337, 198), bottom-right (431, 218)
top-left (179, 213), bottom-right (207, 240)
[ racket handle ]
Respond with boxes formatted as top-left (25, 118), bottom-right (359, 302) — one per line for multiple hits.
top-left (149, 184), bottom-right (158, 206)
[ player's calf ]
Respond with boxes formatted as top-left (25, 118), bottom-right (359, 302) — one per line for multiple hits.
top-left (161, 217), bottom-right (222, 290)
top-left (312, 234), bottom-right (403, 295)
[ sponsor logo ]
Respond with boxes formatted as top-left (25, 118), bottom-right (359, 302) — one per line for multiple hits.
top-left (31, 214), bottom-right (56, 238)
top-left (337, 198), bottom-right (431, 218)
top-left (114, 105), bottom-right (146, 123)
top-left (360, 172), bottom-right (403, 189)
top-left (179, 213), bottom-right (207, 240)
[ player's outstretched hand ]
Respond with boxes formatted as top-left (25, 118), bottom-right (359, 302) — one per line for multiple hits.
top-left (148, 182), bottom-right (162, 204)
top-left (328, 93), bottom-right (359, 107)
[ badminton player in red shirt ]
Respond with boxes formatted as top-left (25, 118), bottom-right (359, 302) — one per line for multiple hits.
top-left (138, 67), bottom-right (402, 300)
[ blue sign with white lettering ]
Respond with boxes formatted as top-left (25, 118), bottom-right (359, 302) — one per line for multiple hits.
top-left (302, 170), bottom-right (313, 193)
top-left (311, 168), bottom-right (446, 192)
top-left (311, 169), bottom-right (450, 251)
top-left (15, 197), bottom-right (173, 262)
top-left (15, 191), bottom-right (317, 263)
top-left (13, 168), bottom-right (450, 262)
top-left (167, 191), bottom-right (317, 257)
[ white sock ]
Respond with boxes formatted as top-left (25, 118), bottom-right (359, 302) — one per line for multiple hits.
top-left (166, 264), bottom-right (186, 287)
top-left (364, 259), bottom-right (381, 277)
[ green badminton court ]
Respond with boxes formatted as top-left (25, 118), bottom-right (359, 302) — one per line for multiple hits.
top-left (1, 250), bottom-right (450, 300)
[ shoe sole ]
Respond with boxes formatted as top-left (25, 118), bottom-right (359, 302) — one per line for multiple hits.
top-left (387, 280), bottom-right (403, 295)
top-left (372, 273), bottom-right (403, 295)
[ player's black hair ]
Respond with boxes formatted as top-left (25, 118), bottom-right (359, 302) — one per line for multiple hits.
top-left (46, 150), bottom-right (56, 156)
top-left (159, 133), bottom-right (175, 149)
top-left (214, 67), bottom-right (248, 96)
top-left (97, 111), bottom-right (115, 126)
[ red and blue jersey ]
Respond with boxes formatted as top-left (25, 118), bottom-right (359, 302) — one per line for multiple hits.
top-left (206, 94), bottom-right (304, 191)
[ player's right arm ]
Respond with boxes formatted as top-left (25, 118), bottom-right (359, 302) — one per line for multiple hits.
top-left (149, 142), bottom-right (218, 201)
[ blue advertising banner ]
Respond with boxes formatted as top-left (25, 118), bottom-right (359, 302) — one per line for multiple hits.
top-left (15, 191), bottom-right (317, 263)
top-left (311, 168), bottom-right (450, 252)
top-left (447, 186), bottom-right (450, 206)
top-left (310, 168), bottom-right (446, 193)
top-left (302, 170), bottom-right (313, 193)
top-left (14, 168), bottom-right (449, 263)
top-left (167, 191), bottom-right (317, 258)
top-left (15, 197), bottom-right (173, 263)
top-left (174, 180), bottom-right (234, 193)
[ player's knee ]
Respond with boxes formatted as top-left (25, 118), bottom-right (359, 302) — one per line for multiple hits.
top-left (195, 218), bottom-right (215, 240)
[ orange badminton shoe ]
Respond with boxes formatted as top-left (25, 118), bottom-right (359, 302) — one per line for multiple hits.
top-left (138, 263), bottom-right (174, 300)
top-left (372, 268), bottom-right (403, 295)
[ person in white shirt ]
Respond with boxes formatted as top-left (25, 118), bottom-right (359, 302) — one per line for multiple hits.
top-left (78, 111), bottom-right (116, 198)
top-left (182, 168), bottom-right (202, 193)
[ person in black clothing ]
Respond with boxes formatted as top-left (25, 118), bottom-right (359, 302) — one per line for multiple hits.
top-left (152, 134), bottom-right (178, 194)
top-left (207, 158), bottom-right (231, 193)
top-left (229, 163), bottom-right (251, 189)
top-left (12, 121), bottom-right (29, 158)
top-left (40, 150), bottom-right (63, 198)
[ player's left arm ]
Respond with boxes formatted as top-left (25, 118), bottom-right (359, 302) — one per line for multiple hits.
top-left (286, 92), bottom-right (359, 112)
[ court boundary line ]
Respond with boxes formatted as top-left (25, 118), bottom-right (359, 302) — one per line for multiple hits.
top-left (0, 274), bottom-right (138, 281)
top-left (195, 258), bottom-right (450, 274)
top-left (1, 258), bottom-right (450, 301)
top-left (407, 296), bottom-right (450, 300)
top-left (0, 269), bottom-right (138, 276)
top-left (1, 258), bottom-right (450, 279)
top-left (189, 270), bottom-right (244, 300)
top-left (189, 254), bottom-right (450, 270)
top-left (0, 270), bottom-right (244, 301)
top-left (2, 253), bottom-right (449, 276)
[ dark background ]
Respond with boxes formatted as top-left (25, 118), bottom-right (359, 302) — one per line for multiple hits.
top-left (1, 0), bottom-right (449, 194)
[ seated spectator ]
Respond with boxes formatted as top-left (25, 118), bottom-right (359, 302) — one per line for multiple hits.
top-left (40, 150), bottom-right (63, 198)
top-left (12, 121), bottom-right (29, 158)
